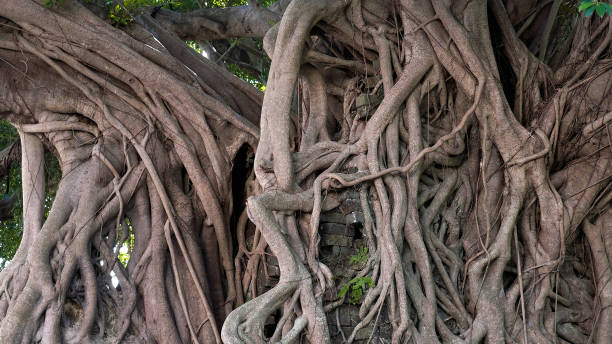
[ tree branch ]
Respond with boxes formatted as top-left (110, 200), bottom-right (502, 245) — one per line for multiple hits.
top-left (151, 5), bottom-right (280, 41)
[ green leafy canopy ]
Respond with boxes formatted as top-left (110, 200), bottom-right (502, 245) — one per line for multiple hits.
top-left (579, 1), bottom-right (612, 17)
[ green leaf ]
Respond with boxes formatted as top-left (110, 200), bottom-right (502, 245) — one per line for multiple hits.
top-left (348, 246), bottom-right (369, 265)
top-left (338, 284), bottom-right (350, 298)
top-left (578, 1), bottom-right (594, 11)
top-left (338, 275), bottom-right (375, 304)
top-left (596, 4), bottom-right (606, 17)
top-left (584, 6), bottom-right (596, 16)
top-left (350, 288), bottom-right (363, 304)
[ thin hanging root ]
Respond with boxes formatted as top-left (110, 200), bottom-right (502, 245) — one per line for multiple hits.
top-left (270, 288), bottom-right (301, 342)
top-left (278, 316), bottom-right (308, 344)
top-left (233, 208), bottom-right (250, 306)
top-left (75, 257), bottom-right (98, 342)
top-left (147, 91), bottom-right (238, 314)
top-left (92, 145), bottom-right (125, 243)
top-left (514, 229), bottom-right (528, 344)
top-left (96, 237), bottom-right (136, 344)
top-left (164, 221), bottom-right (201, 344)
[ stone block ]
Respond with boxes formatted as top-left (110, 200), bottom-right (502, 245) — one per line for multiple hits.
top-left (353, 327), bottom-right (372, 341)
top-left (266, 255), bottom-right (279, 267)
top-left (332, 246), bottom-right (354, 256)
top-left (341, 198), bottom-right (362, 213)
top-left (365, 76), bottom-right (381, 89)
top-left (336, 306), bottom-right (359, 326)
top-left (321, 234), bottom-right (352, 247)
top-left (355, 94), bottom-right (380, 109)
top-left (321, 222), bottom-right (354, 236)
top-left (345, 211), bottom-right (364, 225)
top-left (266, 264), bottom-right (280, 277)
top-left (340, 190), bottom-right (360, 200)
top-left (320, 211), bottom-right (346, 224)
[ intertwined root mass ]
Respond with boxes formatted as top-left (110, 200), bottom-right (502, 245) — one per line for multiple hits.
top-left (0, 0), bottom-right (610, 343)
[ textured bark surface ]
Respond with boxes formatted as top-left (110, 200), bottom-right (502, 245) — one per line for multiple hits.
top-left (0, 0), bottom-right (610, 343)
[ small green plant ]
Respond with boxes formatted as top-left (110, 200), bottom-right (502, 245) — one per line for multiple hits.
top-left (338, 247), bottom-right (372, 304)
top-left (349, 246), bottom-right (369, 265)
top-left (338, 276), bottom-right (374, 304)
top-left (579, 1), bottom-right (612, 17)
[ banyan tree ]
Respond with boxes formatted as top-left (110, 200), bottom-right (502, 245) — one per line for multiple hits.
top-left (0, 0), bottom-right (611, 343)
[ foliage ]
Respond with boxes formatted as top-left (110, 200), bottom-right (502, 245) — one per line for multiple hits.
top-left (186, 40), bottom-right (202, 53)
top-left (227, 62), bottom-right (267, 91)
top-left (258, 0), bottom-right (278, 7)
top-left (102, 1), bottom-right (271, 90)
top-left (0, 121), bottom-right (61, 271)
top-left (43, 153), bottom-right (61, 221)
top-left (104, 0), bottom-right (274, 26)
top-left (117, 220), bottom-right (135, 267)
top-left (338, 247), bottom-right (373, 305)
top-left (578, 0), bottom-right (612, 17)
top-left (106, 0), bottom-right (201, 26)
top-left (117, 241), bottom-right (130, 267)
top-left (349, 246), bottom-right (369, 266)
top-left (209, 0), bottom-right (245, 7)
top-left (42, 0), bottom-right (65, 8)
top-left (338, 276), bottom-right (374, 305)
top-left (225, 37), bottom-right (270, 91)
top-left (187, 40), bottom-right (269, 90)
top-left (210, 0), bottom-right (278, 7)
top-left (0, 121), bottom-right (20, 271)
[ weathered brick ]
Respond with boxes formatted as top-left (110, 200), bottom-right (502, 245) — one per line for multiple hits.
top-left (266, 255), bottom-right (279, 267)
top-left (355, 94), bottom-right (380, 108)
top-left (320, 222), bottom-right (354, 236)
top-left (345, 211), bottom-right (364, 225)
top-left (320, 211), bottom-right (346, 224)
top-left (321, 234), bottom-right (352, 247)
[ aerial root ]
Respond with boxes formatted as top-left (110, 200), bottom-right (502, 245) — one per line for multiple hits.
top-left (164, 221), bottom-right (202, 344)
